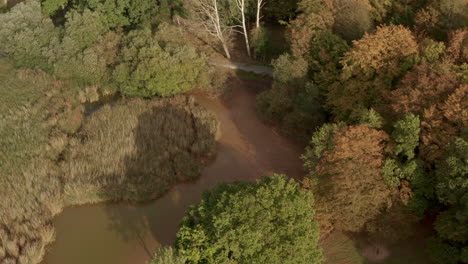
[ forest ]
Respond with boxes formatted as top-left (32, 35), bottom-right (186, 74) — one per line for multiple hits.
top-left (0, 0), bottom-right (466, 263)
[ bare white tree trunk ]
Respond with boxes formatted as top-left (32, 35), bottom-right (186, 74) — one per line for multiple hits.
top-left (256, 0), bottom-right (265, 28)
top-left (213, 0), bottom-right (231, 59)
top-left (235, 0), bottom-right (251, 57)
top-left (185, 0), bottom-right (232, 59)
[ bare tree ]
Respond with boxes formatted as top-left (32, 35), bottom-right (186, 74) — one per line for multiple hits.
top-left (234, 0), bottom-right (251, 57)
top-left (256, 0), bottom-right (266, 28)
top-left (185, 0), bottom-right (232, 59)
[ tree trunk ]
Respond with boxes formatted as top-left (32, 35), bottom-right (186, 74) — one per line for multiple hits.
top-left (213, 0), bottom-right (231, 59)
top-left (239, 0), bottom-right (251, 57)
top-left (256, 0), bottom-right (261, 28)
top-left (222, 42), bottom-right (231, 59)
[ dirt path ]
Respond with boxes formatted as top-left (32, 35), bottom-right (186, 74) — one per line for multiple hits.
top-left (43, 79), bottom-right (305, 264)
top-left (209, 60), bottom-right (274, 76)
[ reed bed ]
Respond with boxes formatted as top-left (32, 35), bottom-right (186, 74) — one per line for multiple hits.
top-left (0, 61), bottom-right (218, 264)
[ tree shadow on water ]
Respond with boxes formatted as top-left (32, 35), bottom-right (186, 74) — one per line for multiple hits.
top-left (99, 99), bottom-right (218, 258)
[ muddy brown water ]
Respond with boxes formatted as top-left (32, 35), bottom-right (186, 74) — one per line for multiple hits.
top-left (42, 80), bottom-right (305, 264)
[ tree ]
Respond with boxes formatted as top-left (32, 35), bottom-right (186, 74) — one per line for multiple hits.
top-left (113, 30), bottom-right (212, 97)
top-left (41, 0), bottom-right (69, 15)
top-left (287, 0), bottom-right (334, 57)
top-left (48, 9), bottom-right (111, 85)
top-left (304, 124), bottom-right (392, 232)
top-left (382, 114), bottom-right (422, 187)
top-left (421, 84), bottom-right (467, 162)
top-left (434, 137), bottom-right (468, 243)
top-left (257, 54), bottom-right (326, 138)
top-left (326, 25), bottom-right (419, 120)
top-left (386, 63), bottom-right (459, 118)
top-left (175, 174), bottom-right (323, 264)
top-left (234, 0), bottom-right (251, 57)
top-left (332, 0), bottom-right (372, 42)
top-left (446, 28), bottom-right (468, 64)
top-left (184, 0), bottom-right (233, 59)
top-left (255, 0), bottom-right (265, 28)
top-left (0, 0), bottom-right (59, 71)
top-left (307, 30), bottom-right (348, 92)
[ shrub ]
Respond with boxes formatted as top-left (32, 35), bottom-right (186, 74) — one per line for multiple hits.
top-left (251, 27), bottom-right (273, 61)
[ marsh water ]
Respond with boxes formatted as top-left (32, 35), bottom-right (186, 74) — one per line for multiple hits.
top-left (42, 80), bottom-right (305, 264)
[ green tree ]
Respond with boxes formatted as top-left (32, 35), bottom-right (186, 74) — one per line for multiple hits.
top-left (0, 0), bottom-right (59, 71)
top-left (383, 114), bottom-right (421, 183)
top-left (332, 0), bottom-right (372, 42)
top-left (41, 0), bottom-right (69, 15)
top-left (348, 108), bottom-right (383, 129)
top-left (257, 54), bottom-right (326, 138)
top-left (308, 30), bottom-right (349, 91)
top-left (434, 137), bottom-right (468, 243)
top-left (175, 174), bottom-right (323, 264)
top-left (113, 30), bottom-right (211, 97)
top-left (48, 9), bottom-right (111, 85)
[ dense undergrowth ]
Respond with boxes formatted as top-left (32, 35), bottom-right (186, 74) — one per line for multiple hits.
top-left (0, 61), bottom-right (218, 264)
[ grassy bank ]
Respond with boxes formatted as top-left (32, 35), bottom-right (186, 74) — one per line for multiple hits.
top-left (0, 60), bottom-right (218, 264)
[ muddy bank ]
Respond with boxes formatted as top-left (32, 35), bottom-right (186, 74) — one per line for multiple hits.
top-left (42, 79), bottom-right (305, 264)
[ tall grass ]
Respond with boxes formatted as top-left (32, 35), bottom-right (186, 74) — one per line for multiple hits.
top-left (0, 60), bottom-right (218, 264)
top-left (62, 96), bottom-right (218, 204)
top-left (0, 61), bottom-right (83, 264)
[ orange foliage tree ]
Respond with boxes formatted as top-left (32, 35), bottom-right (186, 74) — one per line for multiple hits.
top-left (306, 124), bottom-right (392, 232)
top-left (327, 25), bottom-right (419, 120)
top-left (421, 84), bottom-right (468, 162)
top-left (387, 63), bottom-right (459, 117)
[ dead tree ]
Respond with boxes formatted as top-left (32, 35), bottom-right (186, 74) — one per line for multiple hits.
top-left (187, 0), bottom-right (232, 59)
top-left (234, 0), bottom-right (251, 57)
top-left (256, 0), bottom-right (266, 28)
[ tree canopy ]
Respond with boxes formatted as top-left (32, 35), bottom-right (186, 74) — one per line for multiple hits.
top-left (175, 174), bottom-right (323, 264)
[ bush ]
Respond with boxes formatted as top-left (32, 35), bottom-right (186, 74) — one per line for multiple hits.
top-left (113, 30), bottom-right (212, 97)
top-left (251, 27), bottom-right (273, 61)
top-left (175, 174), bottom-right (323, 264)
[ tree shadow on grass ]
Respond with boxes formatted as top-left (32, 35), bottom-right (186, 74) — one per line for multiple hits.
top-left (98, 100), bottom-right (218, 257)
